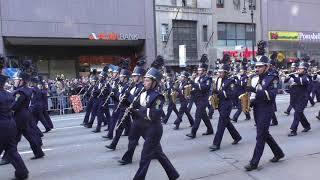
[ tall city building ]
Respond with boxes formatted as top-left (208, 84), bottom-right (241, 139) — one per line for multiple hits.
top-left (0, 0), bottom-right (156, 79)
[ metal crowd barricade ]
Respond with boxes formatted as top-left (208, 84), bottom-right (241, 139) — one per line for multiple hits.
top-left (47, 94), bottom-right (92, 115)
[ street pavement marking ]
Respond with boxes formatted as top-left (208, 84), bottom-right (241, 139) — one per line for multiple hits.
top-left (54, 125), bottom-right (83, 130)
top-left (19, 148), bottom-right (53, 155)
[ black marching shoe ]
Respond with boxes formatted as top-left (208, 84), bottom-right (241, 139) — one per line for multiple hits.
top-left (209, 145), bottom-right (220, 151)
top-left (173, 125), bottom-right (179, 130)
top-left (270, 122), bottom-right (278, 126)
top-left (288, 131), bottom-right (297, 137)
top-left (102, 135), bottom-right (112, 140)
top-left (13, 173), bottom-right (29, 180)
top-left (231, 137), bottom-right (242, 145)
top-left (186, 133), bottom-right (196, 139)
top-left (283, 111), bottom-right (290, 116)
top-left (43, 128), bottom-right (51, 133)
top-left (317, 116), bottom-right (320, 120)
top-left (92, 129), bottom-right (101, 133)
top-left (244, 163), bottom-right (258, 171)
top-left (118, 159), bottom-right (132, 165)
top-left (231, 118), bottom-right (237, 123)
top-left (301, 127), bottom-right (311, 133)
top-left (0, 159), bottom-right (9, 166)
top-left (31, 152), bottom-right (45, 160)
top-left (84, 124), bottom-right (92, 128)
top-left (202, 131), bottom-right (214, 136)
top-left (80, 123), bottom-right (87, 126)
top-left (105, 144), bottom-right (116, 150)
top-left (270, 154), bottom-right (285, 163)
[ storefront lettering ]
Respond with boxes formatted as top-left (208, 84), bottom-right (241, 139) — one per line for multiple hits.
top-left (299, 32), bottom-right (320, 41)
top-left (89, 32), bottom-right (139, 41)
top-left (223, 48), bottom-right (257, 59)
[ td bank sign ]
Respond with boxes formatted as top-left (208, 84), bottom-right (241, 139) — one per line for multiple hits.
top-left (269, 31), bottom-right (320, 41)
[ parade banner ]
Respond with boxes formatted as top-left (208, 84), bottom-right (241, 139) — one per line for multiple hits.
top-left (70, 95), bottom-right (83, 113)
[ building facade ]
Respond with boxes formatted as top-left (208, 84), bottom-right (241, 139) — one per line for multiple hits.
top-left (0, 0), bottom-right (156, 79)
top-left (261, 0), bottom-right (320, 65)
top-left (155, 0), bottom-right (214, 70)
top-left (212, 0), bottom-right (261, 68)
top-left (156, 0), bottom-right (261, 70)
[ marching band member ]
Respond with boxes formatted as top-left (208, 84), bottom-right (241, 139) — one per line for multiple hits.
top-left (186, 54), bottom-right (214, 139)
top-left (209, 62), bottom-right (242, 151)
top-left (245, 41), bottom-right (284, 171)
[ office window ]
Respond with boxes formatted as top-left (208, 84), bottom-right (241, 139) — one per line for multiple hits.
top-left (203, 25), bottom-right (208, 42)
top-left (217, 0), bottom-right (224, 8)
top-left (217, 22), bottom-right (256, 47)
top-left (171, 0), bottom-right (177, 6)
top-left (173, 20), bottom-right (198, 60)
top-left (182, 0), bottom-right (186, 6)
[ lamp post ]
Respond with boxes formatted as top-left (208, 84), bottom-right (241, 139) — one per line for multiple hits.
top-left (242, 0), bottom-right (256, 61)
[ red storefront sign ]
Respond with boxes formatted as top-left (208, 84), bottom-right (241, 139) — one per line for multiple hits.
top-left (223, 48), bottom-right (257, 59)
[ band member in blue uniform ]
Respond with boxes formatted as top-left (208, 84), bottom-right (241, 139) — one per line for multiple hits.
top-left (81, 69), bottom-right (98, 126)
top-left (269, 53), bottom-right (279, 126)
top-left (209, 63), bottom-right (242, 151)
top-left (92, 65), bottom-right (111, 133)
top-left (173, 71), bottom-right (194, 130)
top-left (118, 58), bottom-right (146, 164)
top-left (39, 78), bottom-right (54, 130)
top-left (162, 71), bottom-right (179, 124)
top-left (131, 56), bottom-right (179, 180)
top-left (186, 54), bottom-right (214, 138)
top-left (232, 62), bottom-right (251, 122)
top-left (30, 75), bottom-right (52, 133)
top-left (0, 57), bottom-right (29, 180)
top-left (287, 60), bottom-right (311, 137)
top-left (284, 63), bottom-right (298, 115)
top-left (245, 41), bottom-right (284, 171)
top-left (106, 62), bottom-right (134, 150)
top-left (85, 75), bottom-right (100, 128)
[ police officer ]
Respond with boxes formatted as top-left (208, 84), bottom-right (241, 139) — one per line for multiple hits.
top-left (209, 64), bottom-right (242, 151)
top-left (232, 64), bottom-right (251, 122)
top-left (0, 58), bottom-right (29, 180)
top-left (245, 41), bottom-right (284, 171)
top-left (186, 54), bottom-right (214, 138)
top-left (173, 71), bottom-right (194, 130)
top-left (131, 56), bottom-right (180, 180)
top-left (287, 61), bottom-right (311, 137)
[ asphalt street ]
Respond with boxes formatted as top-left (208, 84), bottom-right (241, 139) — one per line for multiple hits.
top-left (1, 95), bottom-right (320, 180)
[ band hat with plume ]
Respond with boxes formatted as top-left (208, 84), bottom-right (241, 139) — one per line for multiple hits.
top-left (255, 40), bottom-right (269, 66)
top-left (218, 54), bottom-right (231, 72)
top-left (144, 55), bottom-right (165, 82)
top-left (119, 58), bottom-right (131, 78)
top-left (12, 60), bottom-right (34, 81)
top-left (132, 56), bottom-right (146, 76)
top-left (198, 54), bottom-right (209, 70)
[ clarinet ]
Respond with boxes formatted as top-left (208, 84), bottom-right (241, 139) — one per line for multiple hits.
top-left (113, 80), bottom-right (135, 112)
top-left (116, 87), bottom-right (145, 130)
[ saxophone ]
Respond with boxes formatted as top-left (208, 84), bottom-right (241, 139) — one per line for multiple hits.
top-left (239, 75), bottom-right (252, 113)
top-left (170, 80), bottom-right (179, 103)
top-left (209, 79), bottom-right (219, 109)
top-left (183, 80), bottom-right (192, 99)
